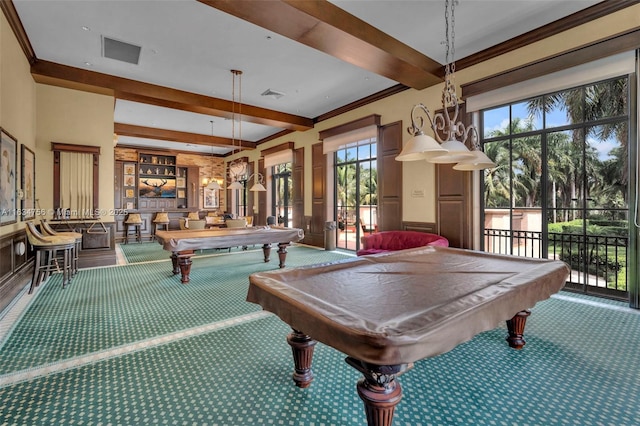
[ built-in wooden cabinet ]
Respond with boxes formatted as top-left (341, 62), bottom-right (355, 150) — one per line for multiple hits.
top-left (115, 152), bottom-right (199, 212)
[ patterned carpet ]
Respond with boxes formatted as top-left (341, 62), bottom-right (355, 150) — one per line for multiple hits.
top-left (0, 244), bottom-right (639, 425)
top-left (118, 240), bottom-right (254, 264)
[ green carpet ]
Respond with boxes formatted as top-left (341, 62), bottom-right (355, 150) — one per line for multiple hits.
top-left (1, 246), bottom-right (639, 425)
top-left (0, 245), bottom-right (352, 374)
top-left (119, 241), bottom-right (254, 264)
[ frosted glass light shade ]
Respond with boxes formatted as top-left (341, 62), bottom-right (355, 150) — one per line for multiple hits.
top-left (227, 181), bottom-right (244, 190)
top-left (453, 150), bottom-right (496, 171)
top-left (428, 139), bottom-right (474, 164)
top-left (207, 180), bottom-right (221, 190)
top-left (396, 134), bottom-right (447, 161)
top-left (249, 183), bottom-right (266, 192)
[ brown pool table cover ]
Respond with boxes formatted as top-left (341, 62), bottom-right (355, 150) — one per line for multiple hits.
top-left (247, 246), bottom-right (569, 365)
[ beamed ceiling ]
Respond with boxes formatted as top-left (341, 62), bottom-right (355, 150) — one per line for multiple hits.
top-left (3, 0), bottom-right (637, 156)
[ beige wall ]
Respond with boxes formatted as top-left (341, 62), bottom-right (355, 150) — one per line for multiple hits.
top-left (0, 12), bottom-right (37, 237)
top-left (36, 84), bottom-right (115, 220)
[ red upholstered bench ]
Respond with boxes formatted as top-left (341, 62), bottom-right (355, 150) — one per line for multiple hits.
top-left (356, 231), bottom-right (449, 256)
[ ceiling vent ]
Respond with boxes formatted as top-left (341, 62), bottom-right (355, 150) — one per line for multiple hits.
top-left (102, 36), bottom-right (141, 65)
top-left (261, 89), bottom-right (286, 100)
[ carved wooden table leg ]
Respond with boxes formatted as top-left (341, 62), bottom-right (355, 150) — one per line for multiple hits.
top-left (286, 329), bottom-right (317, 388)
top-left (346, 357), bottom-right (408, 426)
top-left (277, 242), bottom-right (289, 268)
top-left (177, 254), bottom-right (193, 284)
top-left (506, 309), bottom-right (531, 349)
top-left (170, 252), bottom-right (180, 275)
top-left (262, 244), bottom-right (271, 263)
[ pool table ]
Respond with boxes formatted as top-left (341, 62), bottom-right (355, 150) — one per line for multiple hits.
top-left (155, 226), bottom-right (304, 283)
top-left (247, 246), bottom-right (569, 426)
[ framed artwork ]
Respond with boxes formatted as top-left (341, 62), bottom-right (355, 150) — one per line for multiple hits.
top-left (139, 177), bottom-right (176, 198)
top-left (0, 128), bottom-right (17, 225)
top-left (126, 202), bottom-right (134, 210)
top-left (176, 177), bottom-right (186, 188)
top-left (203, 187), bottom-right (219, 209)
top-left (123, 163), bottom-right (136, 175)
top-left (124, 174), bottom-right (135, 187)
top-left (177, 189), bottom-right (186, 199)
top-left (21, 144), bottom-right (36, 220)
top-left (125, 189), bottom-right (135, 198)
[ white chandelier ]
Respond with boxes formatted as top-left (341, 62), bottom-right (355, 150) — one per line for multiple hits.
top-left (396, 0), bottom-right (495, 171)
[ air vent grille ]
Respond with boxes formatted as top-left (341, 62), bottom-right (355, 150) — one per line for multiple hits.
top-left (102, 36), bottom-right (141, 65)
top-left (261, 89), bottom-right (286, 99)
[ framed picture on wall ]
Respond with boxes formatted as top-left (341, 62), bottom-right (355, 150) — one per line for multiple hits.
top-left (123, 163), bottom-right (136, 175)
top-left (125, 189), bottom-right (135, 198)
top-left (21, 144), bottom-right (36, 220)
top-left (139, 177), bottom-right (176, 198)
top-left (0, 128), bottom-right (17, 225)
top-left (176, 177), bottom-right (186, 188)
top-left (124, 174), bottom-right (135, 187)
top-left (203, 187), bottom-right (219, 209)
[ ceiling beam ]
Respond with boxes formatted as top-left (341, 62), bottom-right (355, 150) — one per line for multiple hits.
top-left (114, 123), bottom-right (255, 150)
top-left (199, 0), bottom-right (444, 90)
top-left (31, 60), bottom-right (314, 132)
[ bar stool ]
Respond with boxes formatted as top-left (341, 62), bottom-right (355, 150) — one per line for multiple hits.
top-left (40, 220), bottom-right (82, 276)
top-left (124, 213), bottom-right (143, 244)
top-left (153, 211), bottom-right (170, 239)
top-left (25, 221), bottom-right (75, 294)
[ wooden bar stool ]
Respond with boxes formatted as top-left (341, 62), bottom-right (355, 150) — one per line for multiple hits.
top-left (25, 221), bottom-right (75, 294)
top-left (40, 220), bottom-right (82, 276)
top-left (124, 213), bottom-right (143, 244)
top-left (153, 211), bottom-right (170, 240)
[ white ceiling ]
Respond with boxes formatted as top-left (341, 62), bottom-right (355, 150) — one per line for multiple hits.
top-left (13, 0), bottom-right (602, 155)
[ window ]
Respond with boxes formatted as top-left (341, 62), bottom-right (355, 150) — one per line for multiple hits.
top-left (481, 76), bottom-right (631, 298)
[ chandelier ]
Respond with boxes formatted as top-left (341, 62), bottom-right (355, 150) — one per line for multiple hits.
top-left (396, 0), bottom-right (495, 171)
top-left (225, 69), bottom-right (266, 192)
top-left (203, 119), bottom-right (223, 190)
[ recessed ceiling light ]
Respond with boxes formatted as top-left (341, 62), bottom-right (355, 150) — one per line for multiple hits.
top-left (265, 35), bottom-right (272, 40)
top-left (81, 26), bottom-right (91, 31)
top-left (84, 61), bottom-right (92, 67)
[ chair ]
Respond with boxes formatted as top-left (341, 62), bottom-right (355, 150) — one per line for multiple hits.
top-left (25, 221), bottom-right (75, 294)
top-left (153, 211), bottom-right (170, 238)
top-left (124, 213), bottom-right (143, 244)
top-left (242, 216), bottom-right (254, 226)
top-left (187, 211), bottom-right (200, 220)
top-left (188, 219), bottom-right (206, 230)
top-left (226, 218), bottom-right (247, 228)
top-left (40, 220), bottom-right (82, 276)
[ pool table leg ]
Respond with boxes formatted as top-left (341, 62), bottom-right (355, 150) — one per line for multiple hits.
top-left (262, 244), bottom-right (271, 263)
top-left (277, 242), bottom-right (289, 268)
top-left (286, 329), bottom-right (317, 388)
top-left (346, 357), bottom-right (408, 426)
top-left (262, 243), bottom-right (290, 268)
top-left (171, 251), bottom-right (193, 284)
top-left (506, 309), bottom-right (531, 349)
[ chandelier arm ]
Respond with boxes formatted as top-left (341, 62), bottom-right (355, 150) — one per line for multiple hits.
top-left (408, 103), bottom-right (438, 137)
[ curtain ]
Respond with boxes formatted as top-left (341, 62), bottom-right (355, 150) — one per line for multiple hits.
top-left (322, 125), bottom-right (378, 154)
top-left (60, 151), bottom-right (93, 217)
top-left (264, 149), bottom-right (293, 169)
top-left (466, 51), bottom-right (635, 113)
